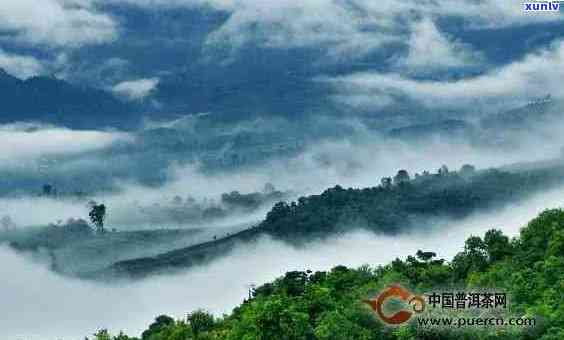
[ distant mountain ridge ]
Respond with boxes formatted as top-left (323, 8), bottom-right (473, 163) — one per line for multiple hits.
top-left (480, 95), bottom-right (558, 130)
top-left (1, 63), bottom-right (561, 138)
top-left (87, 158), bottom-right (564, 280)
top-left (0, 69), bottom-right (140, 129)
top-left (388, 119), bottom-right (474, 140)
top-left (385, 97), bottom-right (563, 142)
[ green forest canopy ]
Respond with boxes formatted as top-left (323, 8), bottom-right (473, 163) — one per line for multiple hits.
top-left (90, 208), bottom-right (564, 340)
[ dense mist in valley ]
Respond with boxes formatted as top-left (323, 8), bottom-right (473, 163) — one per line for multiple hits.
top-left (2, 103), bottom-right (564, 231)
top-left (2, 182), bottom-right (564, 340)
top-left (2, 105), bottom-right (564, 280)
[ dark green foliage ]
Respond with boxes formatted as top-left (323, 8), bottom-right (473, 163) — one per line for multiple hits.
top-left (459, 165), bottom-right (477, 178)
top-left (104, 209), bottom-right (564, 340)
top-left (142, 315), bottom-right (175, 340)
top-left (483, 229), bottom-right (512, 263)
top-left (260, 166), bottom-right (564, 238)
top-left (42, 184), bottom-right (54, 196)
top-left (416, 250), bottom-right (437, 263)
top-left (101, 164), bottom-right (564, 279)
top-left (187, 310), bottom-right (215, 338)
top-left (451, 236), bottom-right (489, 281)
top-left (393, 170), bottom-right (411, 185)
top-left (221, 190), bottom-right (286, 211)
top-left (90, 329), bottom-right (138, 340)
top-left (133, 188), bottom-right (289, 226)
top-left (89, 203), bottom-right (107, 233)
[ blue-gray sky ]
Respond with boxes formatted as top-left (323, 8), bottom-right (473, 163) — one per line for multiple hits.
top-left (1, 0), bottom-right (563, 113)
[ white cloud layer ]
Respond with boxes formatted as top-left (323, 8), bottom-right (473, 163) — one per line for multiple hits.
top-left (0, 0), bottom-right (559, 84)
top-left (4, 114), bottom-right (564, 229)
top-left (0, 49), bottom-right (44, 79)
top-left (0, 123), bottom-right (133, 168)
top-left (0, 0), bottom-right (117, 47)
top-left (101, 0), bottom-right (563, 58)
top-left (112, 78), bottom-right (160, 101)
top-left (325, 40), bottom-right (564, 110)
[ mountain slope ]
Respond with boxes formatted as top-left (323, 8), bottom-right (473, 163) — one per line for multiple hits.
top-left (94, 208), bottom-right (564, 340)
top-left (89, 159), bottom-right (564, 279)
top-left (0, 69), bottom-right (139, 129)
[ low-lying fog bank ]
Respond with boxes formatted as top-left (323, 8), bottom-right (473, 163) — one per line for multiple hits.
top-left (2, 130), bottom-right (563, 230)
top-left (1, 184), bottom-right (563, 340)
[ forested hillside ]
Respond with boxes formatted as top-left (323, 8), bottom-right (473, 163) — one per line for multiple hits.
top-left (98, 161), bottom-right (564, 278)
top-left (259, 165), bottom-right (554, 237)
top-left (88, 208), bottom-right (564, 340)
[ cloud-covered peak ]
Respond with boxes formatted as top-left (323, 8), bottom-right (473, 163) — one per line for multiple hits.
top-left (396, 18), bottom-right (483, 72)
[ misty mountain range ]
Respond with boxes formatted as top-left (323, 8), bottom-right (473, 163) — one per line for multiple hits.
top-left (2, 2), bottom-right (564, 339)
top-left (5, 153), bottom-right (564, 281)
top-left (0, 68), bottom-right (139, 129)
top-left (0, 78), bottom-right (561, 203)
top-left (0, 61), bottom-right (559, 144)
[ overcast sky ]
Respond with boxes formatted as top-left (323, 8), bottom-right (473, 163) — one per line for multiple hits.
top-left (0, 0), bottom-right (562, 107)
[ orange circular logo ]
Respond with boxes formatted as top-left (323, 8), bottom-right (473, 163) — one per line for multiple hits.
top-left (364, 284), bottom-right (425, 325)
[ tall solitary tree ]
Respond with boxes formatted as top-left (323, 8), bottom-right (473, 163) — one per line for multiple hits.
top-left (393, 170), bottom-right (410, 185)
top-left (459, 164), bottom-right (476, 178)
top-left (438, 165), bottom-right (450, 176)
top-left (89, 203), bottom-right (107, 233)
top-left (381, 177), bottom-right (392, 189)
